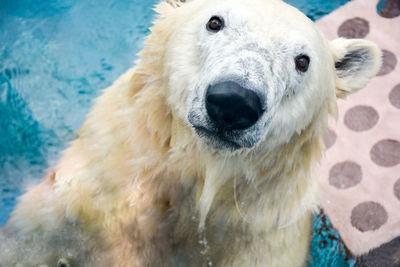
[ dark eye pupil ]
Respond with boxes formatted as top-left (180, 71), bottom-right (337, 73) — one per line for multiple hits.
top-left (210, 20), bottom-right (220, 29)
top-left (207, 16), bottom-right (224, 32)
top-left (295, 55), bottom-right (310, 72)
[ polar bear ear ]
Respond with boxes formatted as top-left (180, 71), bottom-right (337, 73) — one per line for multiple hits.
top-left (166, 0), bottom-right (188, 8)
top-left (331, 38), bottom-right (382, 99)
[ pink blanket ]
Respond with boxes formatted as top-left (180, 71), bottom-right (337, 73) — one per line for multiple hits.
top-left (316, 0), bottom-right (400, 259)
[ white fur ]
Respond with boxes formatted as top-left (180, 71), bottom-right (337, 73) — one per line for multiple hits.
top-left (0, 0), bottom-right (381, 266)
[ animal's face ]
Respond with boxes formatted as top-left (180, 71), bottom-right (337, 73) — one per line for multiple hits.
top-left (164, 0), bottom-right (381, 151)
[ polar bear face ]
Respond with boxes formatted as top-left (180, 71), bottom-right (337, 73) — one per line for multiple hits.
top-left (164, 0), bottom-right (381, 151)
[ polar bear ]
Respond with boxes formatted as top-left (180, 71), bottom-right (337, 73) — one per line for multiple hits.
top-left (0, 0), bottom-right (381, 266)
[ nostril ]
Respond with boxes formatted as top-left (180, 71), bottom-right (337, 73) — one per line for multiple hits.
top-left (205, 81), bottom-right (264, 130)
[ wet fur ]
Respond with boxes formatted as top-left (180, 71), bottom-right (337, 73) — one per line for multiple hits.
top-left (0, 0), bottom-right (381, 266)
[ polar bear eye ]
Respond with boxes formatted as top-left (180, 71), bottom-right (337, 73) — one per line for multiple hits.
top-left (206, 16), bottom-right (224, 32)
top-left (295, 55), bottom-right (310, 72)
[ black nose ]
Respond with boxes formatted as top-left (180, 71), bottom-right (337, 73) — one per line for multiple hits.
top-left (205, 81), bottom-right (263, 130)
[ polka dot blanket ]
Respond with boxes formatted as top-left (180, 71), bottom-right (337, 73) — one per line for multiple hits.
top-left (315, 0), bottom-right (400, 264)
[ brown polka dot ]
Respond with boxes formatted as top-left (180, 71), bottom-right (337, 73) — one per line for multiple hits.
top-left (370, 139), bottom-right (400, 167)
top-left (351, 201), bottom-right (388, 232)
top-left (344, 105), bottom-right (379, 132)
top-left (389, 84), bottom-right (400, 109)
top-left (323, 128), bottom-right (336, 150)
top-left (378, 0), bottom-right (400, 18)
top-left (394, 178), bottom-right (400, 201)
top-left (329, 161), bottom-right (362, 189)
top-left (377, 50), bottom-right (397, 76)
top-left (338, 17), bottom-right (370, 38)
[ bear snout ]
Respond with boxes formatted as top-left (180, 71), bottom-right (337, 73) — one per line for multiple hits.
top-left (205, 81), bottom-right (264, 131)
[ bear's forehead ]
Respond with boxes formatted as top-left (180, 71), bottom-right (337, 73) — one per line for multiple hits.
top-left (188, 0), bottom-right (320, 44)
top-left (195, 0), bottom-right (307, 20)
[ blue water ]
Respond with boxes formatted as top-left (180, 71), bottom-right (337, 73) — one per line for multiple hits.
top-left (0, 0), bottom-right (353, 265)
top-left (0, 0), bottom-right (153, 224)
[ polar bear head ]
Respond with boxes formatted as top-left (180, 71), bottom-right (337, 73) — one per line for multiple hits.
top-left (158, 0), bottom-right (381, 152)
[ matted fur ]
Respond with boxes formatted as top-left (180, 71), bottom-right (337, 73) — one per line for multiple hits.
top-left (0, 0), bottom-right (381, 266)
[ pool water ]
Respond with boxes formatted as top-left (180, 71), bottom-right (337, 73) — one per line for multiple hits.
top-left (0, 0), bottom-right (353, 265)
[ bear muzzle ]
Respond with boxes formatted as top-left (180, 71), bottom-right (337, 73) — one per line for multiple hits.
top-left (205, 81), bottom-right (264, 131)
